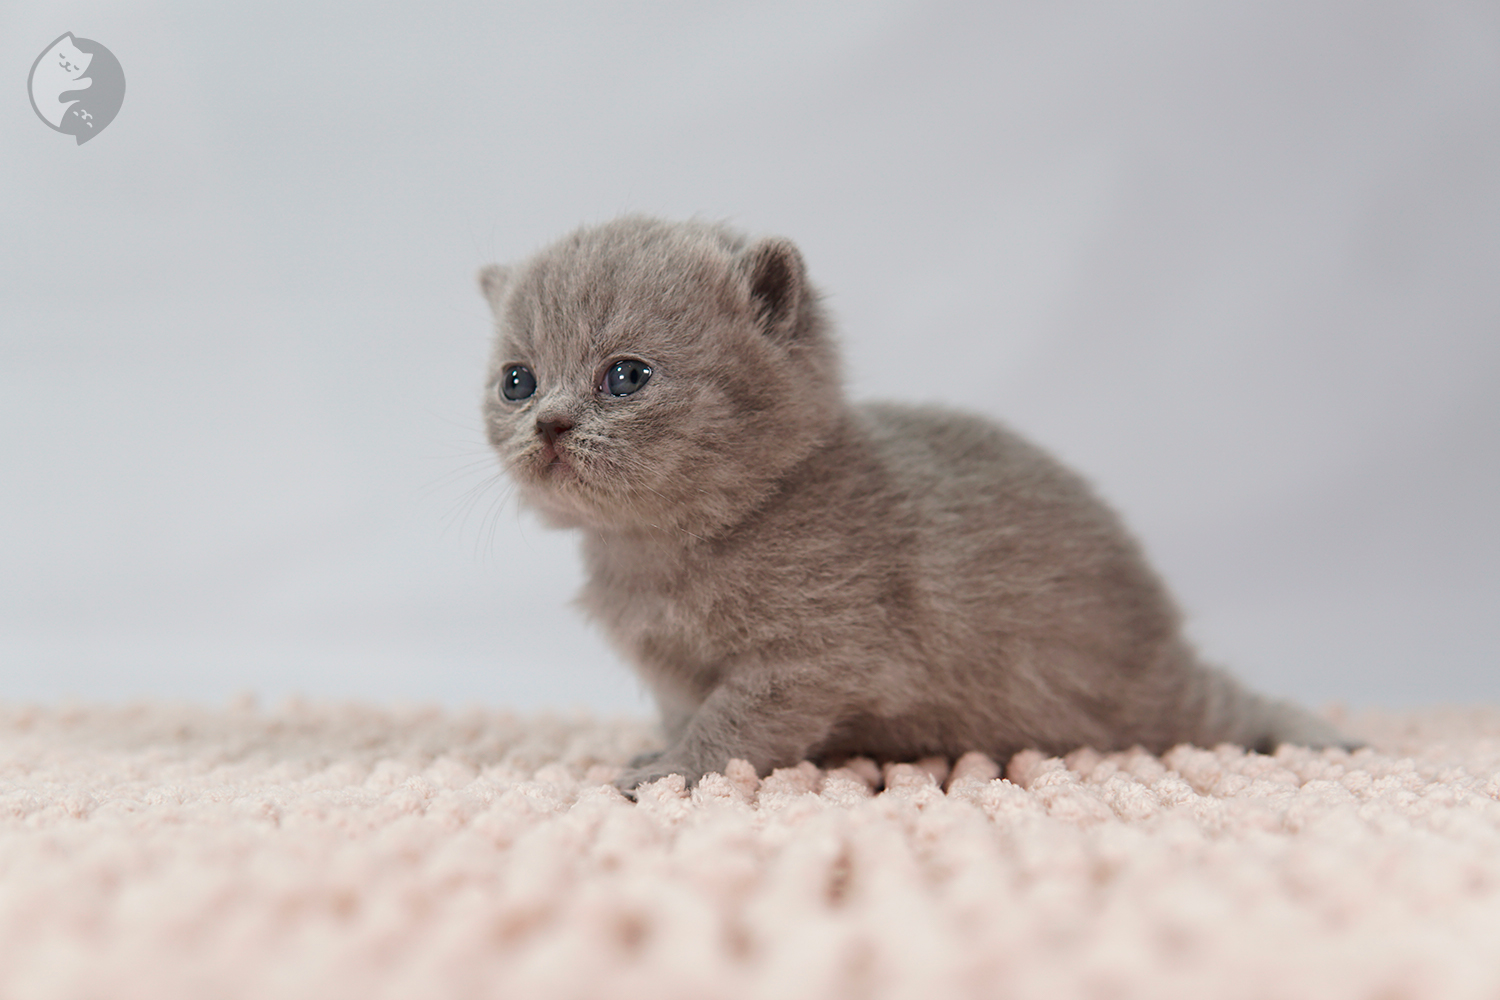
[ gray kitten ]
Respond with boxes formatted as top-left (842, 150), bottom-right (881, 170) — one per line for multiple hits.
top-left (478, 216), bottom-right (1353, 794)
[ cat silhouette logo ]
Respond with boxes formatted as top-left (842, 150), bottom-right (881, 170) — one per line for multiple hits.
top-left (28, 33), bottom-right (126, 144)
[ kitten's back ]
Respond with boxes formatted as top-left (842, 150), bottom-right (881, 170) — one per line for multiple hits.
top-left (832, 403), bottom-right (1203, 751)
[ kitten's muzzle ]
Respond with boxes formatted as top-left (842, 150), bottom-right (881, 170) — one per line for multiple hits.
top-left (534, 415), bottom-right (576, 472)
top-left (536, 416), bottom-right (574, 446)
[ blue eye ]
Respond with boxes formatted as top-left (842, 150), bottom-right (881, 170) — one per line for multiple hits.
top-left (500, 365), bottom-right (536, 401)
top-left (603, 359), bottom-right (652, 397)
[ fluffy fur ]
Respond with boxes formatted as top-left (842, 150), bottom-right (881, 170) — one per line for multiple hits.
top-left (479, 216), bottom-right (1352, 794)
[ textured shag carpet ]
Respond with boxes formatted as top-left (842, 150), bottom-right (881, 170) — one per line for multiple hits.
top-left (3, 702), bottom-right (1500, 999)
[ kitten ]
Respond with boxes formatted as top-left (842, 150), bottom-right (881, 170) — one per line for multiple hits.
top-left (478, 216), bottom-right (1354, 794)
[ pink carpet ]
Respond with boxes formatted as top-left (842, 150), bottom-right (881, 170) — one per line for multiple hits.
top-left (3, 701), bottom-right (1498, 999)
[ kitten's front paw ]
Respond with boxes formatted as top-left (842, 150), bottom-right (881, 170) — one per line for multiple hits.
top-left (627, 748), bottom-right (666, 769)
top-left (613, 760), bottom-right (694, 800)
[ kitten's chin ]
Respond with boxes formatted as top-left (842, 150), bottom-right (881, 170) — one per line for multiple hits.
top-left (518, 479), bottom-right (679, 536)
top-left (517, 479), bottom-right (599, 530)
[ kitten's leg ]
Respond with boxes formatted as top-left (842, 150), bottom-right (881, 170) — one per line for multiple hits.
top-left (614, 669), bottom-right (839, 795)
top-left (628, 683), bottom-right (700, 768)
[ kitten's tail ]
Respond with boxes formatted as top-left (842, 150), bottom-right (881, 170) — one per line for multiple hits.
top-left (1191, 666), bottom-right (1362, 753)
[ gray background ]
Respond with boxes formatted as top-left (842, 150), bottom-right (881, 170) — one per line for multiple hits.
top-left (2, 3), bottom-right (1496, 714)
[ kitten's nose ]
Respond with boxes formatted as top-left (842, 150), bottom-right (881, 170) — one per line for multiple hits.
top-left (536, 416), bottom-right (574, 446)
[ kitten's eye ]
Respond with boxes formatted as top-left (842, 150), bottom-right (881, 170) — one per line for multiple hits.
top-left (603, 359), bottom-right (652, 397)
top-left (499, 365), bottom-right (537, 401)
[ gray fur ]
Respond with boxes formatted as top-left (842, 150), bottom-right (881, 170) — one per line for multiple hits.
top-left (479, 216), bottom-right (1355, 795)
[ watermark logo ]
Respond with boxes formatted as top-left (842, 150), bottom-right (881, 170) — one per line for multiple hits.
top-left (28, 33), bottom-right (126, 145)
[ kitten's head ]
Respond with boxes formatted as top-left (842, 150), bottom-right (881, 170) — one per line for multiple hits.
top-left (479, 216), bottom-right (843, 536)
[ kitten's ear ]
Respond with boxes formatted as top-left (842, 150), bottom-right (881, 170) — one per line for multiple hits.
top-left (740, 238), bottom-right (806, 340)
top-left (477, 264), bottom-right (510, 312)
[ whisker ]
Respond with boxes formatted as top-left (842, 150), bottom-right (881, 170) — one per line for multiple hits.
top-left (446, 475), bottom-right (511, 547)
top-left (418, 457), bottom-right (507, 501)
top-left (424, 407), bottom-right (491, 433)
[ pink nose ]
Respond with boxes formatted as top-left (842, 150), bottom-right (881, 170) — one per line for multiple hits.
top-left (537, 417), bottom-right (573, 445)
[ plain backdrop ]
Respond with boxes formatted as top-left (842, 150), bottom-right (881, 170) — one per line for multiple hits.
top-left (2, 3), bottom-right (1497, 715)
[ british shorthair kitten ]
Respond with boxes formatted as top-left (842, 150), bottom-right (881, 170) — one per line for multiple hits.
top-left (478, 216), bottom-right (1353, 795)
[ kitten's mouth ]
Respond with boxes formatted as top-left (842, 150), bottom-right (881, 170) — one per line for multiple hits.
top-left (535, 443), bottom-right (574, 477)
